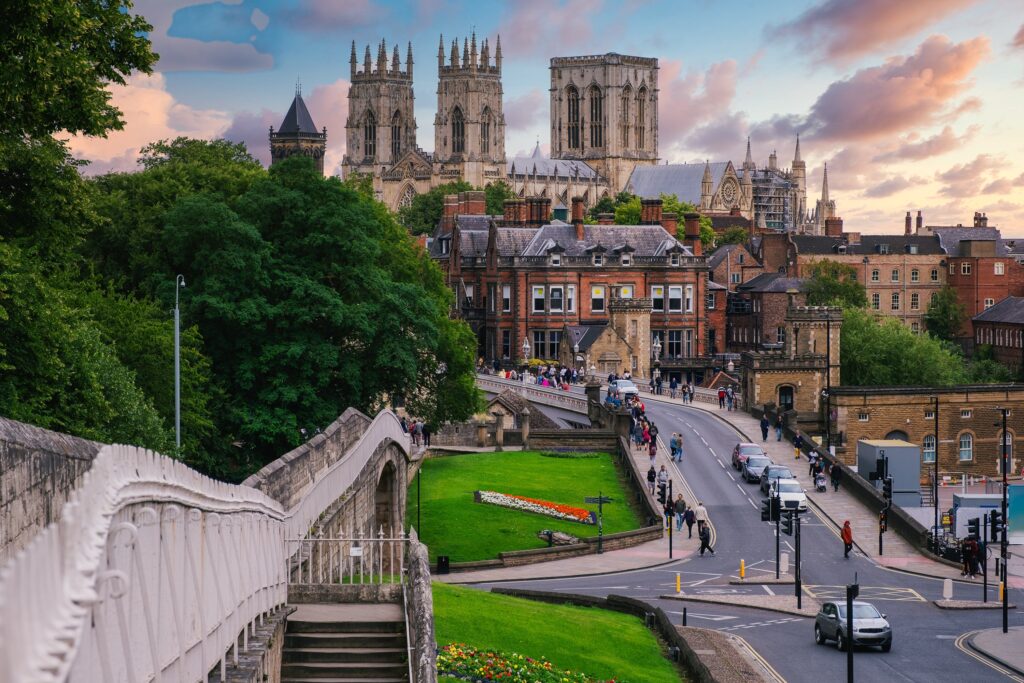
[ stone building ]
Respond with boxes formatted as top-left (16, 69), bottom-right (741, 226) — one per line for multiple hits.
top-left (559, 297), bottom-right (653, 378)
top-left (708, 243), bottom-right (764, 292)
top-left (972, 297), bottom-right (1024, 372)
top-left (506, 143), bottom-right (609, 209)
top-left (269, 87), bottom-right (327, 174)
top-left (828, 385), bottom-right (1024, 475)
top-left (728, 273), bottom-right (807, 352)
top-left (628, 160), bottom-right (753, 221)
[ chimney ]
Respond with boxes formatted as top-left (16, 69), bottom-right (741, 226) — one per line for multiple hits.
top-left (597, 212), bottom-right (614, 225)
top-left (503, 199), bottom-right (517, 223)
top-left (683, 212), bottom-right (702, 256)
top-left (905, 211), bottom-right (912, 236)
top-left (440, 194), bottom-right (459, 235)
top-left (916, 210), bottom-right (923, 235)
top-left (974, 211), bottom-right (988, 228)
top-left (640, 198), bottom-right (663, 225)
top-left (661, 212), bottom-right (678, 235)
top-left (525, 197), bottom-right (539, 225)
top-left (539, 197), bottom-right (552, 225)
top-left (515, 199), bottom-right (527, 225)
top-left (571, 196), bottom-right (585, 240)
top-left (825, 217), bottom-right (843, 238)
top-left (459, 190), bottom-right (486, 215)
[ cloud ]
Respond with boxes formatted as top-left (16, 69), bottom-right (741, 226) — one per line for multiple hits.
top-left (504, 89), bottom-right (546, 133)
top-left (982, 178), bottom-right (1014, 194)
top-left (936, 154), bottom-right (1000, 197)
top-left (804, 35), bottom-right (989, 143)
top-left (659, 59), bottom-right (739, 157)
top-left (67, 72), bottom-right (231, 173)
top-left (872, 125), bottom-right (978, 162)
top-left (767, 0), bottom-right (978, 64)
top-left (497, 0), bottom-right (599, 55)
top-left (683, 112), bottom-right (748, 160)
top-left (280, 0), bottom-right (386, 32)
top-left (1013, 24), bottom-right (1024, 50)
top-left (862, 176), bottom-right (922, 198)
top-left (136, 0), bottom-right (273, 72)
top-left (221, 108), bottom-right (280, 166)
top-left (304, 80), bottom-right (351, 175)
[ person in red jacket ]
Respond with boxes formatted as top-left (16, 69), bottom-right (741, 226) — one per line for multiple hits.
top-left (841, 520), bottom-right (854, 559)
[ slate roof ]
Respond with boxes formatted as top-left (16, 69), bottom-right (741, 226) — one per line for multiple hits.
top-left (519, 221), bottom-right (692, 257)
top-left (737, 272), bottom-right (806, 293)
top-left (929, 227), bottom-right (1007, 256)
top-left (458, 229), bottom-right (489, 258)
top-left (710, 215), bottom-right (751, 230)
top-left (973, 296), bottom-right (1024, 324)
top-left (707, 280), bottom-right (728, 291)
top-left (790, 234), bottom-right (943, 255)
top-left (507, 143), bottom-right (601, 179)
top-left (707, 244), bottom-right (739, 271)
top-left (627, 162), bottom-right (733, 204)
top-left (277, 94), bottom-right (320, 135)
top-left (564, 324), bottom-right (610, 353)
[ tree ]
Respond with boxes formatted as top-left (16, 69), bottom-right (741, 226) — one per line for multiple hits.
top-left (484, 181), bottom-right (515, 215)
top-left (805, 260), bottom-right (868, 309)
top-left (396, 180), bottom-right (473, 235)
top-left (717, 226), bottom-right (749, 247)
top-left (613, 193), bottom-right (715, 249)
top-left (924, 286), bottom-right (965, 342)
top-left (341, 171), bottom-right (375, 200)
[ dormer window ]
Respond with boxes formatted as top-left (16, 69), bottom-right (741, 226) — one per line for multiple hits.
top-left (440, 238), bottom-right (450, 255)
top-left (670, 254), bottom-right (680, 267)
top-left (593, 253), bottom-right (604, 266)
top-left (550, 253), bottom-right (561, 266)
top-left (621, 254), bottom-right (631, 266)
top-left (738, 254), bottom-right (745, 264)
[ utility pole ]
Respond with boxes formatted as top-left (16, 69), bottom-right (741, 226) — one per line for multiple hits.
top-left (847, 574), bottom-right (859, 683)
top-left (795, 511), bottom-right (802, 609)
top-left (174, 274), bottom-right (186, 452)
top-left (933, 395), bottom-right (940, 553)
top-left (998, 407), bottom-right (1009, 633)
top-left (668, 480), bottom-right (674, 559)
top-left (824, 312), bottom-right (831, 452)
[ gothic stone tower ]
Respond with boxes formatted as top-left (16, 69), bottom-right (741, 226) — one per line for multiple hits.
top-left (269, 86), bottom-right (327, 174)
top-left (550, 53), bottom-right (659, 192)
top-left (342, 40), bottom-right (417, 178)
top-left (433, 33), bottom-right (507, 187)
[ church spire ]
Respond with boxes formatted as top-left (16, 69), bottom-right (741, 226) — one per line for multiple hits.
top-left (462, 37), bottom-right (469, 67)
top-left (743, 136), bottom-right (753, 170)
top-left (821, 163), bottom-right (830, 202)
top-left (438, 34), bottom-right (445, 68)
top-left (377, 39), bottom-right (387, 74)
top-left (407, 41), bottom-right (414, 78)
top-left (793, 135), bottom-right (802, 164)
top-left (470, 31), bottom-right (477, 70)
top-left (450, 39), bottom-right (459, 67)
top-left (701, 160), bottom-right (713, 210)
top-left (363, 44), bottom-right (372, 73)
top-left (495, 34), bottom-right (503, 72)
top-left (392, 44), bottom-right (400, 74)
top-left (350, 40), bottom-right (357, 77)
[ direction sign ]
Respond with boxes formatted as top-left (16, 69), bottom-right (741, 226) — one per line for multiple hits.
top-left (585, 496), bottom-right (613, 504)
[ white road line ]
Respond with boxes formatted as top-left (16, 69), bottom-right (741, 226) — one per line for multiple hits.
top-left (748, 499), bottom-right (757, 509)
top-left (727, 472), bottom-right (736, 481)
top-left (763, 585), bottom-right (776, 596)
top-left (718, 460), bottom-right (725, 468)
top-left (736, 483), bottom-right (744, 493)
top-left (784, 541), bottom-right (795, 552)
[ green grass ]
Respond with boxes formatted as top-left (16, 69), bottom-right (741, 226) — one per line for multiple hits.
top-left (407, 450), bottom-right (643, 562)
top-left (433, 583), bottom-right (684, 683)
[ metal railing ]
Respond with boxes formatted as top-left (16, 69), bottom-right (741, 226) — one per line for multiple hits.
top-left (476, 375), bottom-right (589, 414)
top-left (286, 531), bottom-right (409, 586)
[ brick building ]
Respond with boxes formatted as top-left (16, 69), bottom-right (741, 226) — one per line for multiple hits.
top-left (708, 243), bottom-right (764, 292)
top-left (431, 194), bottom-right (714, 383)
top-left (727, 273), bottom-right (807, 351)
top-left (706, 281), bottom-right (727, 356)
top-left (972, 297), bottom-right (1024, 372)
top-left (829, 385), bottom-right (1024, 476)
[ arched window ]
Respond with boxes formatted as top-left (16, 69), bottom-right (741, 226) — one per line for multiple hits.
top-left (391, 111), bottom-right (402, 160)
top-left (958, 433), bottom-right (973, 461)
top-left (589, 85), bottom-right (604, 148)
top-left (566, 86), bottom-right (580, 150)
top-left (480, 107), bottom-right (491, 155)
top-left (636, 87), bottom-right (647, 149)
top-left (923, 435), bottom-right (936, 463)
top-left (398, 185), bottom-right (416, 208)
top-left (364, 110), bottom-right (377, 159)
top-left (451, 107), bottom-right (465, 155)
top-left (620, 86), bottom-right (631, 147)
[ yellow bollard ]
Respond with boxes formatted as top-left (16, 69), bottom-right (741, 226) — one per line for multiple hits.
top-left (676, 572), bottom-right (681, 594)
top-left (1000, 581), bottom-right (1005, 602)
top-left (740, 559), bottom-right (746, 580)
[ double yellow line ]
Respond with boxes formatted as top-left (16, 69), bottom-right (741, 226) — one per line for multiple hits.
top-left (954, 630), bottom-right (1024, 681)
top-left (730, 632), bottom-right (787, 682)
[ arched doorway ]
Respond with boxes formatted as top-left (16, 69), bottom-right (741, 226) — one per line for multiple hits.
top-left (778, 385), bottom-right (794, 412)
top-left (885, 430), bottom-right (909, 441)
top-left (375, 461), bottom-right (397, 534)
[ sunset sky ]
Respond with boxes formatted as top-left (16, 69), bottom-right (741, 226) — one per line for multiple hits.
top-left (68, 0), bottom-right (1024, 234)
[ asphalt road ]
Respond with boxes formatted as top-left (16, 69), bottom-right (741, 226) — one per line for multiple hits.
top-left (471, 390), bottom-right (1024, 682)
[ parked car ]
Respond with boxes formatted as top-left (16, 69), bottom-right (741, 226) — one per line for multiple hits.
top-left (742, 455), bottom-right (773, 483)
top-left (609, 379), bottom-right (639, 400)
top-left (731, 442), bottom-right (766, 470)
top-left (759, 465), bottom-right (795, 494)
top-left (814, 601), bottom-right (892, 652)
top-left (769, 478), bottom-right (808, 512)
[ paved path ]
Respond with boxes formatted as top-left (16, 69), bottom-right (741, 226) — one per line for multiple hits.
top-left (969, 626), bottom-right (1024, 677)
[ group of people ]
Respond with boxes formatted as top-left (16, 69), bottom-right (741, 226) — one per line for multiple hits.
top-left (960, 536), bottom-right (983, 577)
top-left (478, 360), bottom-right (585, 390)
top-left (399, 416), bottom-right (431, 447)
top-left (717, 386), bottom-right (737, 410)
top-left (668, 377), bottom-right (697, 403)
top-left (660, 494), bottom-right (714, 555)
top-left (758, 414), bottom-right (785, 442)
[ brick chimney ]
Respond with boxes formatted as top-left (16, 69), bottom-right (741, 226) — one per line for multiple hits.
top-left (904, 211), bottom-right (911, 236)
top-left (916, 210), bottom-right (923, 235)
top-left (572, 196), bottom-right (585, 240)
top-left (683, 212), bottom-right (702, 256)
top-left (825, 217), bottom-right (844, 238)
top-left (459, 190), bottom-right (486, 215)
top-left (661, 212), bottom-right (678, 235)
top-left (974, 211), bottom-right (988, 228)
top-left (503, 199), bottom-right (517, 223)
top-left (597, 213), bottom-right (614, 225)
top-left (525, 197), bottom-right (540, 225)
top-left (640, 198), bottom-right (663, 225)
top-left (440, 194), bottom-right (459, 235)
top-left (539, 197), bottom-right (552, 225)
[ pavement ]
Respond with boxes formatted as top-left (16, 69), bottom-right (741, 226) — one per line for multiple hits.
top-left (967, 626), bottom-right (1024, 677)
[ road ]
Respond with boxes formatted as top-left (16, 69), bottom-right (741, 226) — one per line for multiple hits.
top-left (472, 388), bottom-right (1024, 681)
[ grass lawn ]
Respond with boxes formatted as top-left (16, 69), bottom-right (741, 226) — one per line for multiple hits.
top-left (407, 450), bottom-right (643, 562)
top-left (433, 583), bottom-right (684, 683)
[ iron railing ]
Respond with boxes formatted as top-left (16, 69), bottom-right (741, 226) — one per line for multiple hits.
top-left (286, 531), bottom-right (410, 586)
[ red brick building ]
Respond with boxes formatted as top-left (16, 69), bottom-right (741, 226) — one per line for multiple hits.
top-left (707, 242), bottom-right (764, 292)
top-left (726, 273), bottom-right (807, 352)
top-left (972, 297), bottom-right (1024, 372)
top-left (431, 192), bottom-right (716, 383)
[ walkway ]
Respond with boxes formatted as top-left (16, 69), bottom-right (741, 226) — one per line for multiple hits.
top-left (968, 626), bottom-right (1024, 677)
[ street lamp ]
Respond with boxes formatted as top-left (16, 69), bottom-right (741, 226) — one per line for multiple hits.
top-left (651, 335), bottom-right (662, 394)
top-left (174, 274), bottom-right (186, 452)
top-left (522, 337), bottom-right (531, 362)
top-left (996, 407), bottom-right (1010, 633)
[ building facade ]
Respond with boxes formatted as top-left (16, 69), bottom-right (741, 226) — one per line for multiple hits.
top-left (708, 243), bottom-right (764, 293)
top-left (269, 89), bottom-right (327, 174)
top-left (727, 273), bottom-right (807, 352)
top-left (972, 297), bottom-right (1024, 372)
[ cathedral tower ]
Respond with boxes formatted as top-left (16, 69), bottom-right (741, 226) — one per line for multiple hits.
top-left (791, 136), bottom-right (806, 222)
top-left (342, 39), bottom-right (417, 178)
top-left (433, 33), bottom-right (507, 187)
top-left (270, 84), bottom-right (327, 174)
top-left (812, 163), bottom-right (837, 235)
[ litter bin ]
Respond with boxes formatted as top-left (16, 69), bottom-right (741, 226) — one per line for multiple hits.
top-left (437, 555), bottom-right (450, 574)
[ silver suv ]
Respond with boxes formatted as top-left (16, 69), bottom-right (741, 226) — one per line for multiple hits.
top-left (814, 601), bottom-right (892, 652)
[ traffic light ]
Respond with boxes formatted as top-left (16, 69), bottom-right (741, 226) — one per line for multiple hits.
top-left (967, 516), bottom-right (980, 540)
top-left (990, 510), bottom-right (1005, 543)
top-left (761, 498), bottom-right (771, 522)
top-left (781, 510), bottom-right (794, 536)
top-left (770, 495), bottom-right (781, 522)
top-left (658, 483), bottom-right (667, 505)
top-left (879, 509), bottom-right (888, 533)
top-left (882, 476), bottom-right (893, 501)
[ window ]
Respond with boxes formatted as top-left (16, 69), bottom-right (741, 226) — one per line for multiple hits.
top-left (985, 298), bottom-right (995, 309)
top-left (502, 284), bottom-right (511, 312)
top-left (670, 253), bottom-right (680, 267)
top-left (620, 86), bottom-right (631, 146)
top-left (630, 320), bottom-right (637, 337)
top-left (911, 269), bottom-right (919, 282)
top-left (532, 330), bottom-right (545, 358)
top-left (451, 107), bottom-right (465, 155)
top-left (567, 285), bottom-right (576, 313)
top-left (995, 262), bottom-right (1005, 276)
top-left (776, 326), bottom-right (786, 344)
top-left (960, 409), bottom-right (972, 418)
top-left (925, 410), bottom-right (935, 420)
top-left (618, 284), bottom-right (634, 298)
top-left (738, 254), bottom-right (746, 265)
top-left (480, 107), bottom-right (491, 155)
top-left (593, 253), bottom-right (604, 266)
top-left (651, 285), bottom-right (665, 312)
top-left (636, 87), bottom-right (647, 149)
top-left (550, 286), bottom-right (564, 312)
top-left (488, 283), bottom-right (496, 312)
top-left (532, 286), bottom-right (545, 313)
top-left (439, 237), bottom-right (450, 255)
top-left (731, 272), bottom-right (741, 284)
top-left (891, 268), bottom-right (900, 282)
top-left (684, 285), bottom-right (694, 312)
top-left (668, 286), bottom-right (683, 312)
top-left (911, 293), bottom-right (920, 310)
top-left (549, 330), bottom-right (562, 359)
top-left (589, 85), bottom-right (604, 148)
top-left (668, 330), bottom-right (682, 357)
top-left (363, 110), bottom-right (377, 159)
top-left (391, 111), bottom-right (402, 159)
top-left (567, 86), bottom-right (580, 150)
top-left (961, 262), bottom-right (972, 275)
top-left (706, 292), bottom-right (716, 309)
top-left (501, 330), bottom-right (511, 359)
top-left (464, 284), bottom-right (474, 306)
top-left (931, 268), bottom-right (939, 282)
top-left (550, 253), bottom-right (561, 266)
top-left (858, 411), bottom-right (870, 422)
top-left (891, 292), bottom-right (900, 310)
top-left (685, 329), bottom-right (694, 356)
top-left (959, 433), bottom-right (973, 461)
top-left (621, 254), bottom-right (631, 266)
top-left (923, 435), bottom-right (936, 463)
top-left (931, 292), bottom-right (938, 304)
top-left (591, 285), bottom-right (605, 312)
top-left (949, 262), bottom-right (956, 275)
top-left (871, 269), bottom-right (880, 282)
top-left (871, 293), bottom-right (880, 310)
top-left (911, 322), bottom-right (920, 333)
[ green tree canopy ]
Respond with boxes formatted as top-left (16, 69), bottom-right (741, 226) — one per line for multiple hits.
top-left (924, 285), bottom-right (966, 342)
top-left (396, 180), bottom-right (474, 235)
top-left (716, 226), bottom-right (749, 247)
top-left (484, 181), bottom-right (515, 215)
top-left (613, 193), bottom-right (715, 248)
top-left (805, 260), bottom-right (868, 309)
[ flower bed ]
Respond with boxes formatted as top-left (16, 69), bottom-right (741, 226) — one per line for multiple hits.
top-left (438, 643), bottom-right (614, 682)
top-left (475, 490), bottom-right (597, 524)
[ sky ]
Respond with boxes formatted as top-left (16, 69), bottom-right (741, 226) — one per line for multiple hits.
top-left (67, 0), bottom-right (1024, 233)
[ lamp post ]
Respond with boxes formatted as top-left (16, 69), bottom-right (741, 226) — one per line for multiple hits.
top-left (652, 336), bottom-right (662, 393)
top-left (574, 341), bottom-right (581, 378)
top-left (996, 407), bottom-right (1010, 633)
top-left (521, 337), bottom-right (531, 377)
top-left (174, 274), bottom-right (186, 452)
top-left (825, 312), bottom-right (832, 452)
top-left (932, 395), bottom-right (939, 553)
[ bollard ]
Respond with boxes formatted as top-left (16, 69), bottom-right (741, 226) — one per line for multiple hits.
top-left (780, 551), bottom-right (790, 575)
top-left (1000, 581), bottom-right (1005, 602)
top-left (740, 559), bottom-right (746, 580)
top-left (683, 607), bottom-right (687, 626)
top-left (676, 572), bottom-right (681, 593)
top-left (943, 578), bottom-right (953, 600)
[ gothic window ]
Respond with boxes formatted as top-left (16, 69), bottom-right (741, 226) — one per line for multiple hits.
top-left (636, 87), bottom-right (647, 149)
top-left (398, 185), bottom-right (416, 208)
top-left (481, 107), bottom-right (491, 155)
top-left (391, 111), bottom-right (402, 160)
top-left (566, 86), bottom-right (580, 150)
top-left (589, 85), bottom-right (604, 148)
top-left (620, 86), bottom-right (631, 147)
top-left (364, 110), bottom-right (377, 160)
top-left (451, 107), bottom-right (465, 155)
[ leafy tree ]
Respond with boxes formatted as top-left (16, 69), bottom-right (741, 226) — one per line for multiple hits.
top-left (341, 171), bottom-right (375, 200)
top-left (587, 190), bottom-right (633, 220)
top-left (717, 226), bottom-right (749, 247)
top-left (924, 286), bottom-right (965, 341)
top-left (396, 180), bottom-right (473, 235)
top-left (613, 193), bottom-right (715, 248)
top-left (484, 181), bottom-right (515, 215)
top-left (805, 260), bottom-right (868, 309)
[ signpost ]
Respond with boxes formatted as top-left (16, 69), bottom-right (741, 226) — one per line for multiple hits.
top-left (846, 575), bottom-right (859, 683)
top-left (585, 492), bottom-right (613, 554)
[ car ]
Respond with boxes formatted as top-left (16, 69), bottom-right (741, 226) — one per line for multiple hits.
top-left (731, 442), bottom-right (766, 470)
top-left (814, 600), bottom-right (892, 652)
top-left (608, 379), bottom-right (639, 400)
top-left (742, 455), bottom-right (773, 483)
top-left (769, 477), bottom-right (808, 512)
top-left (759, 465), bottom-right (795, 494)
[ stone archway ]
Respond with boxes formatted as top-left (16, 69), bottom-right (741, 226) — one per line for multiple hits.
top-left (885, 430), bottom-right (909, 441)
top-left (375, 461), bottom-right (398, 534)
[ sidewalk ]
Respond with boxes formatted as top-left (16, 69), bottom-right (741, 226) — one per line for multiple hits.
top-left (967, 626), bottom-right (1024, 677)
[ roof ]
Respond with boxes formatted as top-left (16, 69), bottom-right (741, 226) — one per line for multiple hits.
top-left (520, 222), bottom-right (692, 257)
top-left (627, 162), bottom-right (730, 204)
top-left (507, 144), bottom-right (601, 180)
top-left (564, 324), bottom-right (609, 353)
top-left (737, 272), bottom-right (806, 293)
top-left (494, 227), bottom-right (541, 256)
top-left (707, 244), bottom-right (739, 270)
top-left (487, 390), bottom-right (558, 429)
top-left (710, 215), bottom-right (751, 230)
top-left (791, 234), bottom-right (943, 256)
top-left (929, 227), bottom-right (1007, 256)
top-left (277, 94), bottom-right (320, 135)
top-left (707, 280), bottom-right (727, 291)
top-left (973, 296), bottom-right (1024, 324)
top-left (860, 439), bottom-right (916, 448)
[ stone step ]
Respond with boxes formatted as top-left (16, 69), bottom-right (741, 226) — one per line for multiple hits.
top-left (285, 633), bottom-right (405, 649)
top-left (287, 620), bottom-right (404, 634)
top-left (280, 662), bottom-right (407, 679)
top-left (283, 648), bottom-right (406, 664)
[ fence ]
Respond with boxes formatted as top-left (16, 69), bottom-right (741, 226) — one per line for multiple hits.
top-left (287, 531), bottom-right (409, 586)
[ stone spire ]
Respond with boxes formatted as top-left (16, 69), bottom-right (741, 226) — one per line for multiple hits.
top-left (462, 37), bottom-right (469, 67)
top-left (701, 160), bottom-right (713, 210)
top-left (495, 34), bottom-right (502, 71)
top-left (438, 34), bottom-right (445, 68)
top-left (363, 44), bottom-right (372, 73)
top-left (391, 44), bottom-right (400, 74)
top-left (450, 39), bottom-right (459, 67)
top-left (350, 40), bottom-right (357, 77)
top-left (470, 31), bottom-right (477, 70)
top-left (407, 41), bottom-right (414, 78)
top-left (743, 136), bottom-right (753, 170)
top-left (793, 134), bottom-right (802, 164)
top-left (481, 38), bottom-right (489, 68)
top-left (377, 39), bottom-right (387, 74)
top-left (821, 163), bottom-right (830, 202)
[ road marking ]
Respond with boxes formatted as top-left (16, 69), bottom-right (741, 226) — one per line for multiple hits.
top-left (784, 541), bottom-right (795, 552)
top-left (718, 460), bottom-right (725, 468)
top-left (955, 630), bottom-right (1024, 682)
top-left (736, 483), bottom-right (745, 493)
top-left (762, 585), bottom-right (776, 596)
top-left (727, 633), bottom-right (787, 683)
top-left (802, 585), bottom-right (926, 602)
top-left (748, 499), bottom-right (757, 509)
top-left (665, 610), bottom-right (738, 622)
top-left (727, 472), bottom-right (735, 481)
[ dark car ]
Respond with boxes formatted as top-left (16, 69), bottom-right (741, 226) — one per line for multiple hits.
top-left (742, 455), bottom-right (773, 483)
top-left (760, 465), bottom-right (795, 494)
top-left (731, 443), bottom-right (766, 470)
top-left (814, 601), bottom-right (892, 652)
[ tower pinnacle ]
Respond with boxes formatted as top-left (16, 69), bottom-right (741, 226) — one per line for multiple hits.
top-left (821, 163), bottom-right (830, 202)
top-left (793, 135), bottom-right (802, 164)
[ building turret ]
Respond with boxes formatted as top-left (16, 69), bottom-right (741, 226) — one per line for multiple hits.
top-left (470, 31), bottom-right (477, 70)
top-left (462, 37), bottom-right (469, 67)
top-left (270, 85), bottom-right (327, 174)
top-left (377, 39), bottom-right (387, 74)
top-left (363, 44), bottom-right (372, 73)
top-left (407, 41), bottom-right (414, 78)
top-left (450, 39), bottom-right (459, 67)
top-left (821, 162), bottom-right (830, 202)
top-left (768, 149), bottom-right (777, 170)
top-left (438, 34), bottom-right (445, 69)
top-left (391, 44), bottom-right (400, 74)
top-left (700, 160), bottom-right (713, 210)
top-left (350, 41), bottom-right (357, 78)
top-left (495, 34), bottom-right (502, 71)
top-left (743, 136), bottom-right (754, 171)
top-left (481, 38), bottom-right (489, 68)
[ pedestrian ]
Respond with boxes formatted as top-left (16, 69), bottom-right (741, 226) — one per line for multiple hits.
top-left (683, 507), bottom-right (696, 538)
top-left (646, 465), bottom-right (657, 495)
top-left (774, 415), bottom-right (783, 441)
top-left (649, 439), bottom-right (658, 462)
top-left (793, 433), bottom-right (804, 460)
top-left (841, 520), bottom-right (854, 559)
top-left (400, 416), bottom-right (408, 433)
top-left (694, 501), bottom-right (708, 534)
top-left (967, 538), bottom-right (980, 578)
top-left (830, 462), bottom-right (842, 492)
top-left (718, 388), bottom-right (726, 408)
top-left (422, 423), bottom-right (431, 447)
top-left (676, 433), bottom-right (685, 462)
top-left (412, 420), bottom-right (422, 447)
top-left (670, 377), bottom-right (678, 399)
top-left (808, 450), bottom-right (818, 477)
top-left (649, 422), bottom-right (659, 442)
top-left (726, 387), bottom-right (734, 411)
top-left (760, 415), bottom-right (770, 441)
top-left (670, 433), bottom-right (679, 461)
top-left (674, 494), bottom-right (687, 531)
top-left (657, 465), bottom-right (669, 492)
top-left (699, 523), bottom-right (715, 556)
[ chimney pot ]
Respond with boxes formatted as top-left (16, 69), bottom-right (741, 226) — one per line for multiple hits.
top-left (683, 212), bottom-right (702, 256)
top-left (597, 212), bottom-right (614, 225)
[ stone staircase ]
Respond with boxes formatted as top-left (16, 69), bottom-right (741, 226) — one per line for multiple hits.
top-left (281, 603), bottom-right (408, 682)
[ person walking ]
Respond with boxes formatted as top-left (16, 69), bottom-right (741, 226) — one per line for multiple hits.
top-left (670, 433), bottom-right (679, 461)
top-left (793, 433), bottom-right (804, 460)
top-left (646, 465), bottom-right (657, 495)
top-left (808, 450), bottom-right (818, 477)
top-left (718, 388), bottom-right (726, 408)
top-left (726, 387), bottom-right (734, 411)
top-left (683, 507), bottom-right (696, 538)
top-left (674, 494), bottom-right (687, 531)
top-left (774, 415), bottom-right (783, 441)
top-left (422, 423), bottom-right (431, 447)
top-left (663, 499), bottom-right (675, 529)
top-left (657, 465), bottom-right (669, 493)
top-left (670, 377), bottom-right (678, 399)
top-left (841, 520), bottom-right (854, 559)
top-left (649, 439), bottom-right (658, 463)
top-left (830, 462), bottom-right (842, 492)
top-left (694, 501), bottom-right (708, 534)
top-left (698, 523), bottom-right (715, 556)
top-left (760, 415), bottom-right (770, 441)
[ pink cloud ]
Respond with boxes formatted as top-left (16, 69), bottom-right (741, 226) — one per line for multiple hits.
top-left (497, 0), bottom-right (599, 55)
top-left (504, 89), bottom-right (546, 133)
top-left (936, 154), bottom-right (1000, 197)
top-left (305, 79), bottom-right (351, 175)
top-left (805, 35), bottom-right (989, 143)
top-left (659, 59), bottom-right (738, 157)
top-left (982, 178), bottom-right (1014, 194)
top-left (768, 0), bottom-right (978, 64)
top-left (872, 125), bottom-right (978, 162)
top-left (1013, 24), bottom-right (1024, 50)
top-left (222, 108), bottom-right (280, 166)
top-left (281, 0), bottom-right (386, 32)
top-left (862, 176), bottom-right (923, 198)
